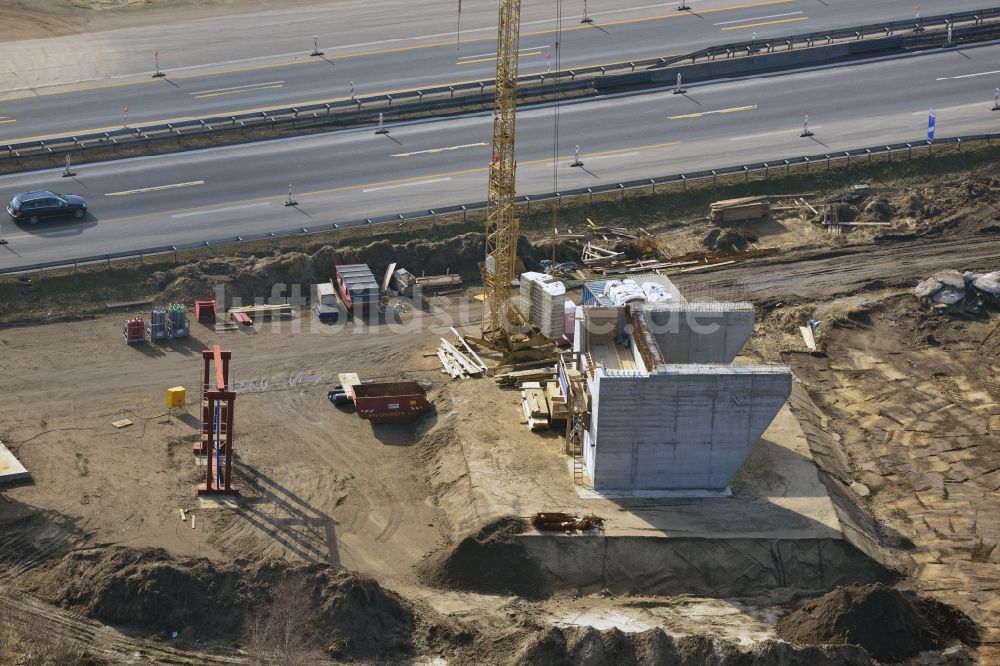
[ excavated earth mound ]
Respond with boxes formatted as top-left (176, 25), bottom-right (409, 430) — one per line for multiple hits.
top-left (475, 625), bottom-right (874, 665)
top-left (29, 546), bottom-right (416, 661)
top-left (419, 516), bottom-right (550, 599)
top-left (702, 227), bottom-right (756, 253)
top-left (775, 583), bottom-right (977, 663)
top-left (148, 233), bottom-right (543, 306)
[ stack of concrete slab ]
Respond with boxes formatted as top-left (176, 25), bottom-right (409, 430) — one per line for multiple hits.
top-left (519, 272), bottom-right (545, 316)
top-left (519, 272), bottom-right (566, 340)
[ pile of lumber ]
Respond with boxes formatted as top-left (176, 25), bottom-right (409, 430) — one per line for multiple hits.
top-left (587, 256), bottom-right (680, 275)
top-left (520, 382), bottom-right (549, 430)
top-left (436, 328), bottom-right (487, 379)
top-left (519, 380), bottom-right (567, 431)
top-left (227, 303), bottom-right (292, 322)
top-left (531, 512), bottom-right (605, 532)
top-left (581, 224), bottom-right (670, 274)
top-left (494, 364), bottom-right (557, 387)
top-left (710, 196), bottom-right (771, 223)
top-left (417, 273), bottom-right (462, 290)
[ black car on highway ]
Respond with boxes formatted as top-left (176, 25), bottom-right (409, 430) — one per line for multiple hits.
top-left (7, 190), bottom-right (88, 224)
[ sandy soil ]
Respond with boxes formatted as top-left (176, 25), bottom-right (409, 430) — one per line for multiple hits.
top-left (1, 171), bottom-right (998, 662)
top-left (783, 296), bottom-right (1000, 662)
top-left (0, 297), bottom-right (476, 586)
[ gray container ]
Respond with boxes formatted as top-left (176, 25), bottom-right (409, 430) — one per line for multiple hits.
top-left (148, 307), bottom-right (168, 341)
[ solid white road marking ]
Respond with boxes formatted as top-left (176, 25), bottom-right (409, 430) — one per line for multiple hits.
top-left (362, 177), bottom-right (452, 193)
top-left (910, 102), bottom-right (983, 115)
top-left (458, 51), bottom-right (541, 65)
top-left (171, 202), bottom-right (270, 218)
top-left (190, 81), bottom-right (285, 96)
top-left (458, 46), bottom-right (550, 60)
top-left (713, 11), bottom-right (802, 26)
top-left (936, 69), bottom-right (1000, 81)
top-left (669, 104), bottom-right (758, 120)
top-left (574, 152), bottom-right (641, 161)
top-left (392, 142), bottom-right (488, 157)
top-left (105, 180), bottom-right (205, 196)
top-left (720, 16), bottom-right (808, 30)
top-left (729, 126), bottom-right (823, 140)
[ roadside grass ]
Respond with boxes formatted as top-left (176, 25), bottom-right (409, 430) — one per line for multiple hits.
top-left (1, 141), bottom-right (996, 325)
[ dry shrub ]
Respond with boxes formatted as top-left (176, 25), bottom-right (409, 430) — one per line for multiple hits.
top-left (242, 574), bottom-right (325, 666)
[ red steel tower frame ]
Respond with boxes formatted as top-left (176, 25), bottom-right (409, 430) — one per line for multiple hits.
top-left (195, 345), bottom-right (238, 496)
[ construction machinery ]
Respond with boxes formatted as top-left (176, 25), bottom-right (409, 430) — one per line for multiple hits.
top-left (472, 0), bottom-right (556, 362)
top-left (479, 0), bottom-right (523, 351)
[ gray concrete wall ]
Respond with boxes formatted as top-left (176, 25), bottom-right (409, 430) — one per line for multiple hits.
top-left (592, 366), bottom-right (792, 491)
top-left (645, 303), bottom-right (755, 364)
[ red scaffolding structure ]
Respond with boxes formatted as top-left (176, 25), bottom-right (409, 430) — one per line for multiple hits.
top-left (195, 345), bottom-right (238, 496)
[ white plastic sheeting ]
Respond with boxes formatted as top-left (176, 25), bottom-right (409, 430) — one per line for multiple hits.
top-left (604, 279), bottom-right (645, 306)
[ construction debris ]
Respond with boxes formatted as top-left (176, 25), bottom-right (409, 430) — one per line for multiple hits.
top-left (437, 329), bottom-right (487, 379)
top-left (914, 269), bottom-right (1000, 310)
top-left (530, 512), bottom-right (605, 532)
top-left (580, 223), bottom-right (672, 275)
top-left (799, 325), bottom-right (817, 351)
top-left (0, 439), bottom-right (29, 484)
top-left (111, 419), bottom-right (133, 429)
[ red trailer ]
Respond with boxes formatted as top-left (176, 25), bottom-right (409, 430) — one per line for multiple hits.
top-left (351, 381), bottom-right (432, 424)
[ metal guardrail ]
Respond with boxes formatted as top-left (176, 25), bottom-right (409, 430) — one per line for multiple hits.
top-left (3, 132), bottom-right (996, 276)
top-left (650, 6), bottom-right (1000, 65)
top-left (2, 7), bottom-right (997, 163)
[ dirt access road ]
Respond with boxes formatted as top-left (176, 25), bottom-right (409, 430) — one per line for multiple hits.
top-left (672, 234), bottom-right (1000, 305)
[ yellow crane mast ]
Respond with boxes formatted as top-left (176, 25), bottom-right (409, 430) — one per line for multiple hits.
top-left (480, 0), bottom-right (522, 349)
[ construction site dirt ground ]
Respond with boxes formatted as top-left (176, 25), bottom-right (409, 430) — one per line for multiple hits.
top-left (1, 166), bottom-right (999, 662)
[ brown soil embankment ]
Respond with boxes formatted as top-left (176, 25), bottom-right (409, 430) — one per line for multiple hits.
top-left (29, 546), bottom-right (417, 662)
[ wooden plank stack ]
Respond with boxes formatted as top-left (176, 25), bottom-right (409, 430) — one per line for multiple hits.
top-left (227, 303), bottom-right (293, 322)
top-left (436, 328), bottom-right (487, 380)
top-left (710, 196), bottom-right (771, 223)
top-left (494, 365), bottom-right (558, 387)
top-left (520, 382), bottom-right (549, 430)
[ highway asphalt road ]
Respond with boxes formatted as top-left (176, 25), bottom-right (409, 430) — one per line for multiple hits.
top-left (1, 43), bottom-right (999, 270)
top-left (0, 0), bottom-right (991, 143)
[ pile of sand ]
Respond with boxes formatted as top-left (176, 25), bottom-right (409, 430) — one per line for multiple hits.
top-left (419, 517), bottom-right (549, 599)
top-left (30, 546), bottom-right (416, 661)
top-left (775, 583), bottom-right (977, 662)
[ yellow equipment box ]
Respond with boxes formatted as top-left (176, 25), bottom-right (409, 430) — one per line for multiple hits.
top-left (166, 386), bottom-right (187, 408)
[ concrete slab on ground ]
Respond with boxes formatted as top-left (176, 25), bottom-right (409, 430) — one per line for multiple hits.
top-left (0, 440), bottom-right (29, 484)
top-left (445, 380), bottom-right (843, 541)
